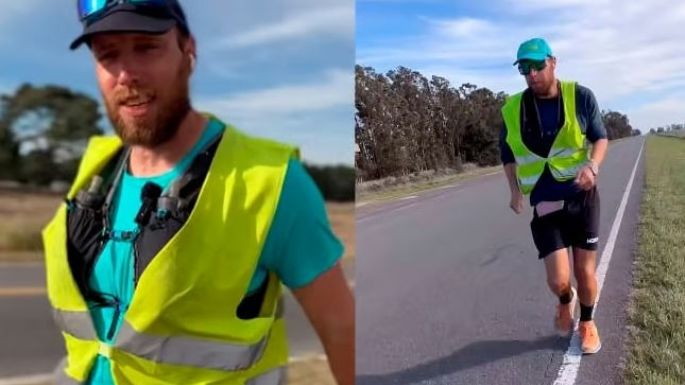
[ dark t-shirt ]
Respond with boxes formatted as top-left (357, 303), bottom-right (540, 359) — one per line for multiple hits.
top-left (499, 83), bottom-right (607, 206)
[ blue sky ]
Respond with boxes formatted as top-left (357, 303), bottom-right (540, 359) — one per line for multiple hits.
top-left (0, 0), bottom-right (354, 165)
top-left (357, 0), bottom-right (685, 133)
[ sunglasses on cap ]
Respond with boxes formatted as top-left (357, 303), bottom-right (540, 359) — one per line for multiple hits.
top-left (77, 0), bottom-right (168, 21)
top-left (517, 60), bottom-right (547, 76)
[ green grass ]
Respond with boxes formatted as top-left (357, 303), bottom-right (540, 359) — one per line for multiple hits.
top-left (356, 165), bottom-right (501, 204)
top-left (659, 130), bottom-right (685, 139)
top-left (0, 190), bottom-right (59, 261)
top-left (4, 230), bottom-right (44, 251)
top-left (625, 136), bottom-right (685, 384)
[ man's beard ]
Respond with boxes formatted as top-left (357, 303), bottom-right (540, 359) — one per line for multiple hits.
top-left (529, 77), bottom-right (555, 97)
top-left (105, 60), bottom-right (192, 148)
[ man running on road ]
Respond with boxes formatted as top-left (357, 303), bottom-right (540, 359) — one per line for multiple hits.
top-left (500, 37), bottom-right (608, 354)
top-left (42, 1), bottom-right (354, 384)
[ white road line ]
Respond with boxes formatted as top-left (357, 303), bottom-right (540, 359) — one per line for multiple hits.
top-left (482, 171), bottom-right (502, 176)
top-left (358, 185), bottom-right (467, 224)
top-left (553, 140), bottom-right (644, 385)
top-left (399, 195), bottom-right (419, 200)
top-left (288, 353), bottom-right (327, 363)
top-left (356, 201), bottom-right (419, 223)
top-left (0, 287), bottom-right (46, 297)
top-left (0, 374), bottom-right (53, 385)
top-left (0, 262), bottom-right (44, 268)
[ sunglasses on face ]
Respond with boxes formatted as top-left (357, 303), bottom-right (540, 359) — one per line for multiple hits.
top-left (518, 60), bottom-right (547, 76)
top-left (77, 0), bottom-right (168, 21)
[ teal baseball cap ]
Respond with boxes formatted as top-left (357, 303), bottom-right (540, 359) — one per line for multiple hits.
top-left (513, 38), bottom-right (553, 65)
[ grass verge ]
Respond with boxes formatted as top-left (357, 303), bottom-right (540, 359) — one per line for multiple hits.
top-left (0, 190), bottom-right (61, 259)
top-left (288, 356), bottom-right (335, 385)
top-left (356, 164), bottom-right (501, 204)
top-left (624, 136), bottom-right (685, 384)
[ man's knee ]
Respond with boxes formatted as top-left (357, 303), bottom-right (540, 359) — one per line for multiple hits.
top-left (574, 254), bottom-right (597, 284)
top-left (547, 277), bottom-right (571, 294)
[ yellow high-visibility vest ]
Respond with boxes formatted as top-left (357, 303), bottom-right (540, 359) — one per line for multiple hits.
top-left (43, 116), bottom-right (298, 384)
top-left (502, 80), bottom-right (589, 195)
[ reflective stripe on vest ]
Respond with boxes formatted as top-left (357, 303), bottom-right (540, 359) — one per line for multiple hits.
top-left (515, 152), bottom-right (544, 166)
top-left (549, 146), bottom-right (582, 159)
top-left (52, 298), bottom-right (285, 372)
top-left (501, 80), bottom-right (588, 194)
top-left (53, 309), bottom-right (97, 341)
top-left (518, 174), bottom-right (543, 189)
top-left (116, 322), bottom-right (268, 371)
top-left (547, 146), bottom-right (587, 180)
top-left (53, 356), bottom-right (287, 385)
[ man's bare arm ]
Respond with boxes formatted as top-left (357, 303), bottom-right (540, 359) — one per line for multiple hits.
top-left (292, 263), bottom-right (354, 385)
top-left (503, 163), bottom-right (524, 214)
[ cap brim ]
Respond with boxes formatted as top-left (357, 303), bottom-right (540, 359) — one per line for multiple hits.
top-left (70, 11), bottom-right (176, 50)
top-left (513, 53), bottom-right (549, 66)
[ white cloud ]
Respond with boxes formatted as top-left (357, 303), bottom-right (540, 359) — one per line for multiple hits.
top-left (627, 96), bottom-right (685, 131)
top-left (196, 69), bottom-right (352, 114)
top-left (501, 0), bottom-right (612, 12)
top-left (194, 69), bottom-right (353, 164)
top-left (412, 65), bottom-right (521, 94)
top-left (358, 0), bottom-right (685, 128)
top-left (429, 17), bottom-right (496, 38)
top-left (209, 6), bottom-right (353, 50)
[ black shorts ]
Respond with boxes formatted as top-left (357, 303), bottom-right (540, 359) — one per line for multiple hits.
top-left (530, 187), bottom-right (600, 259)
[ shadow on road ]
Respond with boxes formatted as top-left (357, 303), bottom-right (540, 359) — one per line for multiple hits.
top-left (356, 335), bottom-right (566, 385)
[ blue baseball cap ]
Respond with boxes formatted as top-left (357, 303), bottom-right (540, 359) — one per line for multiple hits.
top-left (513, 38), bottom-right (553, 65)
top-left (70, 0), bottom-right (191, 50)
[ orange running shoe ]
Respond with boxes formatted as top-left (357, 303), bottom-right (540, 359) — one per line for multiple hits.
top-left (554, 287), bottom-right (576, 337)
top-left (579, 320), bottom-right (602, 354)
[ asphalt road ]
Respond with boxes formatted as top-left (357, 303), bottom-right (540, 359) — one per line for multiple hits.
top-left (356, 137), bottom-right (645, 385)
top-left (0, 259), bottom-right (356, 378)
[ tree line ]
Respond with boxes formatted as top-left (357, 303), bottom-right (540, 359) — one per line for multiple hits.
top-left (355, 65), bottom-right (639, 182)
top-left (0, 84), bottom-right (354, 202)
top-left (649, 123), bottom-right (684, 134)
top-left (0, 84), bottom-right (102, 185)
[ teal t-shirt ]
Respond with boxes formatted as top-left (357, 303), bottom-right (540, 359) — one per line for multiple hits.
top-left (85, 119), bottom-right (343, 384)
